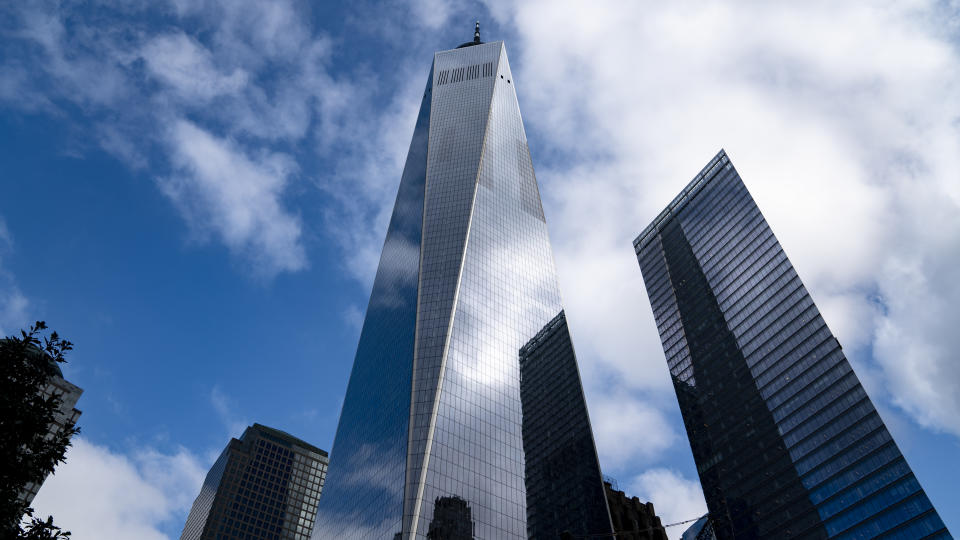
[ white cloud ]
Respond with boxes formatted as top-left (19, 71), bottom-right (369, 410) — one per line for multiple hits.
top-left (628, 468), bottom-right (707, 540)
top-left (30, 437), bottom-right (207, 540)
top-left (874, 222), bottom-right (960, 435)
top-left (141, 32), bottom-right (248, 101)
top-left (160, 119), bottom-right (306, 276)
top-left (13, 5), bottom-right (132, 108)
top-left (405, 0), bottom-right (456, 30)
top-left (1, 2), bottom-right (351, 278)
top-left (591, 394), bottom-right (676, 471)
top-left (170, 0), bottom-right (310, 62)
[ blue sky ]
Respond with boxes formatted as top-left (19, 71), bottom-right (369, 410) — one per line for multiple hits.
top-left (2, 1), bottom-right (959, 539)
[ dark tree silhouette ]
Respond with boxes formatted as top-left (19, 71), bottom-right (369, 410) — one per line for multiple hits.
top-left (1, 322), bottom-right (76, 539)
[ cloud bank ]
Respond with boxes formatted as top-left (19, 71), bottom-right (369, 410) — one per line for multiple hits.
top-left (1, 0), bottom-right (405, 278)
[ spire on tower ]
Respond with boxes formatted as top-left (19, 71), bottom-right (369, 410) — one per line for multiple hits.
top-left (455, 20), bottom-right (484, 48)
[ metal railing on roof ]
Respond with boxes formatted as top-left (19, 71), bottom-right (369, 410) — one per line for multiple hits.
top-left (632, 149), bottom-right (730, 253)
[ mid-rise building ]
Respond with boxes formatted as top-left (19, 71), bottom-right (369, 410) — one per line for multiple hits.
top-left (633, 150), bottom-right (949, 538)
top-left (603, 480), bottom-right (668, 540)
top-left (312, 26), bottom-right (611, 539)
top-left (180, 424), bottom-right (328, 540)
top-left (17, 359), bottom-right (82, 506)
top-left (426, 496), bottom-right (474, 540)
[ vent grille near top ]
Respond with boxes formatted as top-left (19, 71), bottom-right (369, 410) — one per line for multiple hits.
top-left (437, 62), bottom-right (496, 86)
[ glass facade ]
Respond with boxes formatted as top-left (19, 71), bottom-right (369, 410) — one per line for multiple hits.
top-left (520, 312), bottom-right (613, 539)
top-left (313, 39), bottom-right (610, 539)
top-left (180, 424), bottom-right (329, 540)
top-left (633, 150), bottom-right (950, 539)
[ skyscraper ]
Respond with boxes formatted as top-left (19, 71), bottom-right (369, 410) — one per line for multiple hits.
top-left (633, 150), bottom-right (950, 539)
top-left (180, 424), bottom-right (328, 540)
top-left (313, 27), bottom-right (611, 539)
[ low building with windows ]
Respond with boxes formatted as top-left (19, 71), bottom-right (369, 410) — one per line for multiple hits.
top-left (603, 480), bottom-right (668, 540)
top-left (180, 423), bottom-right (328, 540)
top-left (17, 361), bottom-right (83, 506)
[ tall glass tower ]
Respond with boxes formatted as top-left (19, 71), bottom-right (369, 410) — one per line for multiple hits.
top-left (633, 150), bottom-right (950, 539)
top-left (313, 28), bottom-right (611, 540)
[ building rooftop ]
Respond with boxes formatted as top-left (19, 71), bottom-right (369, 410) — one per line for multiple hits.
top-left (633, 149), bottom-right (729, 252)
top-left (247, 423), bottom-right (328, 457)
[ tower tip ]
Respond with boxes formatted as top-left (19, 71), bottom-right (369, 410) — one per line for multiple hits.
top-left (455, 20), bottom-right (484, 48)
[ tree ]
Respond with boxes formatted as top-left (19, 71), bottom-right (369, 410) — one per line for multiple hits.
top-left (0, 322), bottom-right (76, 539)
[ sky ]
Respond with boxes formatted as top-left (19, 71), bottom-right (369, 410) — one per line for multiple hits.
top-left (1, 1), bottom-right (958, 538)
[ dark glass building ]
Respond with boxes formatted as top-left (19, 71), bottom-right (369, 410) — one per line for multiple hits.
top-left (312, 28), bottom-right (611, 539)
top-left (681, 517), bottom-right (716, 540)
top-left (520, 311), bottom-right (613, 539)
top-left (633, 150), bottom-right (950, 539)
top-left (180, 424), bottom-right (328, 540)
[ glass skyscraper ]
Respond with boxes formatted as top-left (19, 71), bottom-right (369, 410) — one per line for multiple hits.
top-left (312, 29), bottom-right (611, 540)
top-left (633, 150), bottom-right (950, 539)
